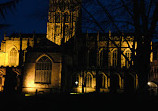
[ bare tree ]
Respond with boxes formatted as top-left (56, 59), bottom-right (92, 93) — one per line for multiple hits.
top-left (0, 0), bottom-right (20, 29)
top-left (77, 0), bottom-right (158, 94)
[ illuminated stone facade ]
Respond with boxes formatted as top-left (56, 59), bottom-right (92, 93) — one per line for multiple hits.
top-left (71, 32), bottom-right (153, 93)
top-left (0, 0), bottom-right (154, 95)
top-left (71, 32), bottom-right (138, 93)
top-left (0, 34), bottom-right (62, 94)
top-left (22, 38), bottom-right (62, 94)
top-left (47, 0), bottom-right (81, 45)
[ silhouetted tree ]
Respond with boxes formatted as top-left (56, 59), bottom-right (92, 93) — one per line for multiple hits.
top-left (4, 67), bottom-right (17, 95)
top-left (0, 0), bottom-right (20, 29)
top-left (76, 0), bottom-right (158, 94)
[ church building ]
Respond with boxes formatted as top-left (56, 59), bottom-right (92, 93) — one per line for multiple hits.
top-left (0, 0), bottom-right (153, 95)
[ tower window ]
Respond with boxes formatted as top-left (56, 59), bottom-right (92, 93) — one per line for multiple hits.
top-left (65, 25), bottom-right (69, 36)
top-left (55, 25), bottom-right (61, 36)
top-left (35, 56), bottom-right (52, 84)
top-left (55, 12), bottom-right (60, 23)
top-left (64, 12), bottom-right (69, 23)
top-left (10, 48), bottom-right (17, 66)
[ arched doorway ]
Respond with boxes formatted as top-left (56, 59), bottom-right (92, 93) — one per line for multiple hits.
top-left (4, 68), bottom-right (18, 95)
top-left (110, 74), bottom-right (120, 93)
top-left (124, 74), bottom-right (135, 93)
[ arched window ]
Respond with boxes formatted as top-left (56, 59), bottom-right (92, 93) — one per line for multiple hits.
top-left (35, 56), bottom-right (52, 84)
top-left (55, 12), bottom-right (60, 23)
top-left (99, 74), bottom-right (107, 88)
top-left (55, 25), bottom-right (61, 36)
top-left (112, 49), bottom-right (117, 67)
top-left (64, 12), bottom-right (69, 23)
top-left (85, 73), bottom-right (92, 87)
top-left (125, 50), bottom-right (132, 68)
top-left (89, 49), bottom-right (96, 66)
top-left (100, 49), bottom-right (107, 67)
top-left (10, 48), bottom-right (17, 66)
top-left (65, 25), bottom-right (69, 36)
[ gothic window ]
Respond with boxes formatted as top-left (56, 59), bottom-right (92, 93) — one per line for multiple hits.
top-left (99, 74), bottom-right (107, 88)
top-left (35, 56), bottom-right (52, 84)
top-left (85, 73), bottom-right (92, 87)
top-left (112, 49), bottom-right (117, 67)
top-left (89, 49), bottom-right (96, 66)
top-left (125, 50), bottom-right (132, 68)
top-left (55, 25), bottom-right (61, 36)
top-left (78, 47), bottom-right (87, 67)
top-left (64, 12), bottom-right (69, 23)
top-left (100, 49), bottom-right (107, 67)
top-left (55, 12), bottom-right (60, 23)
top-left (73, 13), bottom-right (76, 22)
top-left (10, 48), bottom-right (17, 66)
top-left (65, 25), bottom-right (69, 36)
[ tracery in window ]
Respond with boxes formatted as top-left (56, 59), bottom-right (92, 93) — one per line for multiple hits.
top-left (112, 49), bottom-right (117, 67)
top-left (35, 56), bottom-right (52, 84)
top-left (125, 50), bottom-right (132, 68)
top-left (55, 12), bottom-right (60, 23)
top-left (85, 73), bottom-right (92, 87)
top-left (10, 48), bottom-right (17, 66)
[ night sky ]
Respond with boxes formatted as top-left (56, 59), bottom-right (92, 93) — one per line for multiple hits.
top-left (0, 0), bottom-right (49, 42)
top-left (0, 0), bottom-right (157, 43)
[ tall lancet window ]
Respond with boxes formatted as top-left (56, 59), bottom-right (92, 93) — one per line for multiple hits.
top-left (112, 49), bottom-right (117, 67)
top-left (35, 56), bottom-right (52, 84)
top-left (85, 73), bottom-right (92, 87)
top-left (64, 12), bottom-right (69, 23)
top-left (125, 50), bottom-right (132, 68)
top-left (10, 48), bottom-right (17, 66)
top-left (100, 49), bottom-right (106, 67)
top-left (55, 12), bottom-right (60, 23)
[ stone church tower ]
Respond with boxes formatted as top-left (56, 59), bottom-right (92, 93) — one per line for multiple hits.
top-left (47, 0), bottom-right (81, 45)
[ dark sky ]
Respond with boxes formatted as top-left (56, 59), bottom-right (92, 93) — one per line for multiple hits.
top-left (0, 0), bottom-right (49, 41)
top-left (0, 0), bottom-right (157, 42)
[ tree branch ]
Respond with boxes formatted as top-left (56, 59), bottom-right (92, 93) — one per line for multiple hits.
top-left (77, 0), bottom-right (133, 66)
top-left (149, 3), bottom-right (158, 35)
top-left (120, 0), bottom-right (134, 19)
top-left (96, 0), bottom-right (133, 52)
top-left (0, 0), bottom-right (20, 19)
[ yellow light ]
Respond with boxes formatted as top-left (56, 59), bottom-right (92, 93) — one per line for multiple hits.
top-left (70, 93), bottom-right (78, 95)
top-left (25, 93), bottom-right (34, 96)
top-left (147, 82), bottom-right (151, 86)
top-left (75, 81), bottom-right (79, 85)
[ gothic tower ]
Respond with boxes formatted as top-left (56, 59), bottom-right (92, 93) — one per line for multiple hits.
top-left (47, 0), bottom-right (81, 45)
